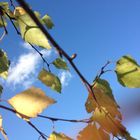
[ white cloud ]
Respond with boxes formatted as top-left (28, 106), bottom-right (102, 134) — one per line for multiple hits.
top-left (6, 42), bottom-right (72, 89)
top-left (59, 71), bottom-right (72, 87)
top-left (7, 43), bottom-right (52, 89)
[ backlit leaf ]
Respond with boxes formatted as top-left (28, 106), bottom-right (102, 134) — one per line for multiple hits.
top-left (48, 132), bottom-right (72, 140)
top-left (92, 107), bottom-right (136, 140)
top-left (0, 49), bottom-right (10, 79)
top-left (116, 55), bottom-right (140, 88)
top-left (77, 123), bottom-right (110, 140)
top-left (0, 115), bottom-right (8, 140)
top-left (38, 69), bottom-right (61, 93)
top-left (42, 14), bottom-right (54, 29)
top-left (85, 78), bottom-right (121, 119)
top-left (14, 7), bottom-right (51, 49)
top-left (53, 58), bottom-right (69, 70)
top-left (8, 86), bottom-right (56, 120)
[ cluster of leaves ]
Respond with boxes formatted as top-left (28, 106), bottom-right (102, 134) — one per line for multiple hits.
top-left (0, 1), bottom-right (140, 140)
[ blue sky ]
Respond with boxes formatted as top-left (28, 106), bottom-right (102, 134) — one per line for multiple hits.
top-left (1, 0), bottom-right (140, 139)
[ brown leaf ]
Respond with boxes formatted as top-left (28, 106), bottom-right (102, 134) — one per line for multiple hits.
top-left (92, 107), bottom-right (136, 140)
top-left (85, 87), bottom-right (121, 120)
top-left (77, 123), bottom-right (110, 140)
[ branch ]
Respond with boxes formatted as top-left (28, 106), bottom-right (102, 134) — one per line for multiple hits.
top-left (15, 0), bottom-right (91, 89)
top-left (15, 0), bottom-right (100, 104)
top-left (0, 105), bottom-right (91, 124)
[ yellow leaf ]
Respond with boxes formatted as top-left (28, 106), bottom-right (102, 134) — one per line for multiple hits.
top-left (77, 123), bottom-right (110, 140)
top-left (92, 107), bottom-right (136, 140)
top-left (48, 132), bottom-right (72, 140)
top-left (85, 87), bottom-right (121, 119)
top-left (8, 86), bottom-right (56, 120)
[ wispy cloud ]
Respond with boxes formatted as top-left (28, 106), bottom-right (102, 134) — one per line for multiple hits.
top-left (59, 71), bottom-right (72, 87)
top-left (6, 42), bottom-right (72, 89)
top-left (7, 42), bottom-right (52, 89)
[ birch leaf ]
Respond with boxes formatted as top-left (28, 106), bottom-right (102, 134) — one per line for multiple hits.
top-left (14, 7), bottom-right (51, 49)
top-left (53, 58), bottom-right (69, 70)
top-left (92, 107), bottom-right (136, 140)
top-left (116, 55), bottom-right (140, 88)
top-left (8, 86), bottom-right (56, 120)
top-left (38, 69), bottom-right (61, 93)
top-left (42, 14), bottom-right (54, 29)
top-left (77, 123), bottom-right (109, 140)
top-left (85, 79), bottom-right (121, 119)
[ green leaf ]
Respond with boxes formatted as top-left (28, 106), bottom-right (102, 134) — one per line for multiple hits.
top-left (42, 14), bottom-right (54, 29)
top-left (0, 49), bottom-right (10, 79)
top-left (116, 55), bottom-right (140, 88)
top-left (53, 58), bottom-right (69, 70)
top-left (48, 132), bottom-right (72, 140)
top-left (15, 7), bottom-right (51, 49)
top-left (38, 69), bottom-right (61, 93)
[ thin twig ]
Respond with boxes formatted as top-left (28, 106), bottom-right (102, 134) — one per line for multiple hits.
top-left (29, 43), bottom-right (51, 72)
top-left (0, 105), bottom-right (47, 139)
top-left (38, 115), bottom-right (91, 123)
top-left (5, 14), bottom-right (20, 34)
top-left (9, 0), bottom-right (16, 9)
top-left (27, 121), bottom-right (48, 140)
top-left (92, 61), bottom-right (111, 87)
